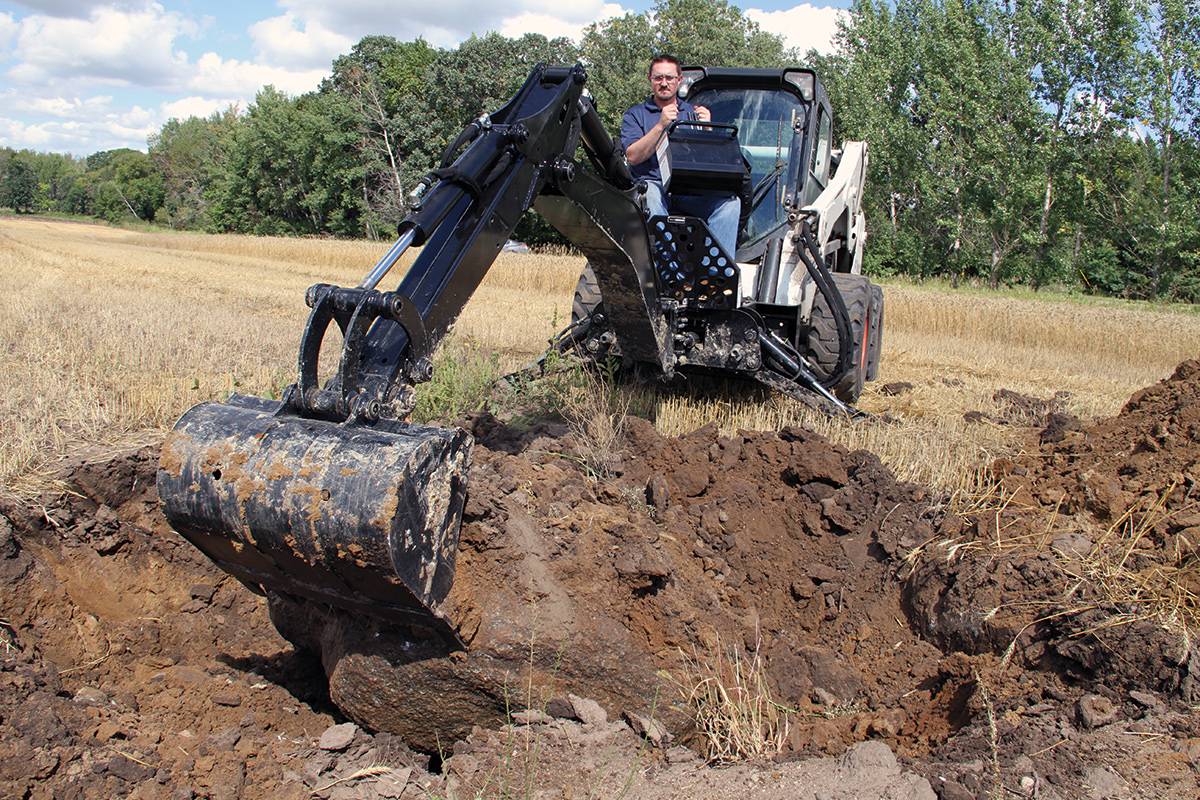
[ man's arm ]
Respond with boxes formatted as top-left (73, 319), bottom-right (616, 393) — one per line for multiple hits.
top-left (623, 103), bottom-right (677, 166)
top-left (624, 103), bottom-right (714, 165)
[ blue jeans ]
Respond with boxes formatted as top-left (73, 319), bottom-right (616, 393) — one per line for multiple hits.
top-left (644, 181), bottom-right (740, 259)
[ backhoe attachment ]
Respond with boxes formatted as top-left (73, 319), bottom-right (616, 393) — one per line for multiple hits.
top-left (157, 64), bottom-right (604, 640)
top-left (156, 62), bottom-right (880, 641)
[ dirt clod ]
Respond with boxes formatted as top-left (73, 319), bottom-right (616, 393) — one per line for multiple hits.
top-left (1077, 694), bottom-right (1119, 729)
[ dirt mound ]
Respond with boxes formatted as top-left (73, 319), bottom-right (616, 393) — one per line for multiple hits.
top-left (0, 434), bottom-right (955, 799)
top-left (0, 452), bottom-right (429, 799)
top-left (906, 360), bottom-right (1200, 702)
top-left (1012, 359), bottom-right (1200, 522)
top-left (274, 414), bottom-right (965, 754)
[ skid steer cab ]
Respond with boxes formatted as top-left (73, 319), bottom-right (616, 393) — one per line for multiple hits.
top-left (565, 66), bottom-right (880, 406)
top-left (157, 63), bottom-right (883, 640)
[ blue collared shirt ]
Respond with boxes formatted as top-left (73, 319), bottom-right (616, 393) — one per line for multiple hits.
top-left (620, 96), bottom-right (698, 183)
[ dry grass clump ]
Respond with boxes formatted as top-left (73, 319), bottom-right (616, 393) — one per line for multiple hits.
top-left (311, 765), bottom-right (405, 796)
top-left (559, 363), bottom-right (633, 480)
top-left (927, 482), bottom-right (1200, 656)
top-left (672, 631), bottom-right (790, 763)
top-left (1072, 489), bottom-right (1200, 641)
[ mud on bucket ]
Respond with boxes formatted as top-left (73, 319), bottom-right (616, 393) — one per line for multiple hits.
top-left (156, 394), bottom-right (472, 645)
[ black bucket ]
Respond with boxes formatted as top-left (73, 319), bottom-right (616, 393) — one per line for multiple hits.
top-left (157, 395), bottom-right (472, 645)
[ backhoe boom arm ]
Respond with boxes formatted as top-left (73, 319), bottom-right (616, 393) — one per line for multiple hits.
top-left (290, 64), bottom-right (623, 424)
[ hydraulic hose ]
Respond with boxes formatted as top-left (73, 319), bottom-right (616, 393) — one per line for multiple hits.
top-left (440, 119), bottom-right (485, 168)
top-left (758, 329), bottom-right (856, 415)
top-left (795, 220), bottom-right (854, 388)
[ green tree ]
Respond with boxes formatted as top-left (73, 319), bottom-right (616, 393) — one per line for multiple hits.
top-left (325, 36), bottom-right (437, 236)
top-left (1013, 0), bottom-right (1140, 288)
top-left (1137, 0), bottom-right (1200, 296)
top-left (832, 1), bottom-right (926, 276)
top-left (81, 149), bottom-right (165, 222)
top-left (1, 154), bottom-right (37, 213)
top-left (654, 0), bottom-right (791, 67)
top-left (29, 152), bottom-right (84, 213)
top-left (580, 13), bottom-right (658, 132)
top-left (149, 110), bottom-right (238, 230)
top-left (213, 87), bottom-right (363, 236)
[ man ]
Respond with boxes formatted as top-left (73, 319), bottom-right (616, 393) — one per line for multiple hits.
top-left (620, 54), bottom-right (741, 259)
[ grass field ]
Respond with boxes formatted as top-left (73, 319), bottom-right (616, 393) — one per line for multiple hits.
top-left (2, 216), bottom-right (1197, 498)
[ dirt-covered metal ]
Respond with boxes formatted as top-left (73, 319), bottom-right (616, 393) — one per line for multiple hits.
top-left (157, 395), bottom-right (471, 644)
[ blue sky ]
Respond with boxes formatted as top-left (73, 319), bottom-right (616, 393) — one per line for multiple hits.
top-left (0, 0), bottom-right (850, 155)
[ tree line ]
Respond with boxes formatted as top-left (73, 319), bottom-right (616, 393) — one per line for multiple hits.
top-left (2, 0), bottom-right (1197, 301)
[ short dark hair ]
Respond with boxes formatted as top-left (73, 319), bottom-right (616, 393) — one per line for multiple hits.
top-left (648, 54), bottom-right (681, 76)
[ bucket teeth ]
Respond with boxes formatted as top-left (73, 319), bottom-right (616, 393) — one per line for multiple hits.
top-left (157, 394), bottom-right (472, 645)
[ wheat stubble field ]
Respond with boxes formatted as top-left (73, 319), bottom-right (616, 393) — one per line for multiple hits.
top-left (2, 215), bottom-right (1198, 498)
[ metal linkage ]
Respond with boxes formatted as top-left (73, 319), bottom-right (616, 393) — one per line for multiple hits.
top-left (291, 282), bottom-right (430, 422)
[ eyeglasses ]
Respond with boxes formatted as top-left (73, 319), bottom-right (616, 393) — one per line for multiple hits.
top-left (650, 74), bottom-right (680, 83)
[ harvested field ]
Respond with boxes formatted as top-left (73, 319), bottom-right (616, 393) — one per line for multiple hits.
top-left (2, 216), bottom-right (1197, 496)
top-left (2, 218), bottom-right (1199, 799)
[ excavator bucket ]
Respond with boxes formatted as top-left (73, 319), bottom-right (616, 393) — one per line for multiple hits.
top-left (156, 395), bottom-right (472, 645)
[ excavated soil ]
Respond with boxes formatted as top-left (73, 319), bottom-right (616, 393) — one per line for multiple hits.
top-left (3, 363), bottom-right (1200, 798)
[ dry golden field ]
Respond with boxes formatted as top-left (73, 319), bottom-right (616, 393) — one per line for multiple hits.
top-left (2, 216), bottom-right (1197, 498)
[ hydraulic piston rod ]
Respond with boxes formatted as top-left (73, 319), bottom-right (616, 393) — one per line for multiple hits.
top-left (359, 227), bottom-right (418, 291)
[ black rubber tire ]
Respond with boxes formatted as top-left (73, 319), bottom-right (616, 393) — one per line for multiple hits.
top-left (806, 273), bottom-right (872, 403)
top-left (572, 261), bottom-right (602, 324)
top-left (866, 284), bottom-right (884, 382)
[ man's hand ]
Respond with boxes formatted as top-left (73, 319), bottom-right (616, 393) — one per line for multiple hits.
top-left (656, 102), bottom-right (679, 131)
top-left (694, 105), bottom-right (711, 122)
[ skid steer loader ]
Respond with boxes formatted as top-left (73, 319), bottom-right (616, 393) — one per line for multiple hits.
top-left (157, 64), bottom-right (882, 644)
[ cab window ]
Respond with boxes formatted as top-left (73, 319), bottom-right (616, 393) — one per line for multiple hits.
top-left (802, 107), bottom-right (832, 206)
top-left (687, 87), bottom-right (806, 248)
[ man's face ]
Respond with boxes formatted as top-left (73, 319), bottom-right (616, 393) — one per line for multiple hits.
top-left (648, 61), bottom-right (681, 103)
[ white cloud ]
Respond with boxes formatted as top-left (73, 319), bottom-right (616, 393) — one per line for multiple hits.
top-left (189, 52), bottom-right (327, 97)
top-left (0, 88), bottom-right (242, 153)
top-left (249, 13), bottom-right (354, 70)
top-left (29, 95), bottom-right (113, 117)
top-left (160, 95), bottom-right (238, 121)
top-left (746, 3), bottom-right (845, 56)
top-left (276, 0), bottom-right (629, 47)
top-left (279, 0), bottom-right (507, 45)
top-left (0, 110), bottom-right (156, 153)
top-left (6, 4), bottom-right (194, 88)
top-left (499, 2), bottom-right (625, 41)
top-left (0, 13), bottom-right (17, 52)
top-left (3, 4), bottom-right (328, 99)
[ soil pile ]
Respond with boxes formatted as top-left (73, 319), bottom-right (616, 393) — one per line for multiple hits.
top-left (275, 413), bottom-right (964, 755)
top-left (4, 363), bottom-right (1200, 798)
top-left (1008, 358), bottom-right (1200, 523)
top-left (906, 361), bottom-right (1200, 702)
top-left (0, 428), bottom-right (951, 799)
top-left (0, 453), bottom-right (429, 799)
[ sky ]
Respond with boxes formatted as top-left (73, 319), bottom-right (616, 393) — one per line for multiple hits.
top-left (0, 0), bottom-right (850, 156)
